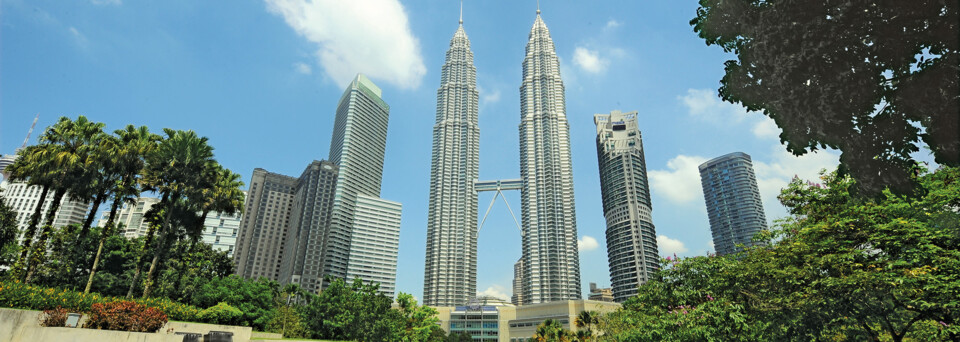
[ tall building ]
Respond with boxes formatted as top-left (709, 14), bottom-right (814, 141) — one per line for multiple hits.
top-left (100, 197), bottom-right (161, 238)
top-left (320, 74), bottom-right (401, 296)
top-left (280, 161), bottom-right (339, 294)
top-left (200, 192), bottom-right (245, 257)
top-left (518, 10), bottom-right (581, 304)
top-left (511, 258), bottom-right (524, 306)
top-left (594, 110), bottom-right (659, 302)
top-left (347, 194), bottom-right (402, 296)
top-left (0, 181), bottom-right (90, 237)
top-left (423, 16), bottom-right (481, 307)
top-left (698, 152), bottom-right (768, 256)
top-left (234, 169), bottom-right (297, 281)
top-left (0, 154), bottom-right (17, 182)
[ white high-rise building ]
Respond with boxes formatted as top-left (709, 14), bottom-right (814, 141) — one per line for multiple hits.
top-left (594, 111), bottom-right (659, 302)
top-left (422, 17), bottom-right (481, 307)
top-left (200, 192), bottom-right (246, 257)
top-left (321, 74), bottom-right (402, 297)
top-left (97, 197), bottom-right (161, 238)
top-left (518, 10), bottom-right (582, 304)
top-left (1, 181), bottom-right (90, 237)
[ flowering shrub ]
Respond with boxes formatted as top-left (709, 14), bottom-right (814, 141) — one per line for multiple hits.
top-left (196, 302), bottom-right (243, 325)
top-left (38, 307), bottom-right (68, 327)
top-left (85, 301), bottom-right (168, 332)
top-left (0, 281), bottom-right (201, 321)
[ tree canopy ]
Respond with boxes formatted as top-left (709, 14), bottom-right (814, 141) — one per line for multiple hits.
top-left (691, 0), bottom-right (959, 197)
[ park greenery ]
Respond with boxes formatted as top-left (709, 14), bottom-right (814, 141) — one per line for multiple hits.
top-left (691, 0), bottom-right (958, 197)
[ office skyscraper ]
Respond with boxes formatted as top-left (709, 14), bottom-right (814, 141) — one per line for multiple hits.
top-left (518, 10), bottom-right (581, 304)
top-left (321, 74), bottom-right (401, 297)
top-left (699, 152), bottom-right (768, 256)
top-left (234, 169), bottom-right (297, 281)
top-left (422, 17), bottom-right (481, 307)
top-left (280, 161), bottom-right (339, 294)
top-left (594, 110), bottom-right (659, 302)
top-left (1, 181), bottom-right (90, 237)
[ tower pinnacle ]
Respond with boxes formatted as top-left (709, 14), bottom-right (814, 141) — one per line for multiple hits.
top-left (459, 0), bottom-right (463, 24)
top-left (536, 0), bottom-right (540, 14)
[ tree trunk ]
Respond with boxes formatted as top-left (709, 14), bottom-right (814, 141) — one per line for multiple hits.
top-left (84, 196), bottom-right (122, 294)
top-left (14, 184), bottom-right (49, 272)
top-left (141, 193), bottom-right (177, 298)
top-left (126, 195), bottom-right (165, 299)
top-left (80, 191), bottom-right (106, 237)
top-left (24, 188), bottom-right (67, 284)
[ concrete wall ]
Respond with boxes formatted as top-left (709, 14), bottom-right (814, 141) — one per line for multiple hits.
top-left (0, 308), bottom-right (181, 342)
top-left (251, 331), bottom-right (283, 339)
top-left (0, 307), bottom-right (253, 342)
top-left (163, 320), bottom-right (252, 342)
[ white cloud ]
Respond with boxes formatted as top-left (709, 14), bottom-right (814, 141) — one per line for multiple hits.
top-left (482, 88), bottom-right (501, 105)
top-left (265, 0), bottom-right (426, 89)
top-left (679, 88), bottom-right (750, 122)
top-left (752, 117), bottom-right (780, 139)
top-left (478, 285), bottom-right (509, 301)
top-left (605, 19), bottom-right (622, 30)
top-left (573, 47), bottom-right (609, 74)
top-left (648, 155), bottom-right (709, 205)
top-left (294, 62), bottom-right (312, 75)
top-left (658, 235), bottom-right (689, 255)
top-left (753, 147), bottom-right (839, 220)
top-left (578, 236), bottom-right (600, 252)
top-left (91, 0), bottom-right (121, 5)
top-left (68, 27), bottom-right (89, 48)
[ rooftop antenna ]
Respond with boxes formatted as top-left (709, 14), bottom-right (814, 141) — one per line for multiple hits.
top-left (16, 113), bottom-right (40, 153)
top-left (459, 0), bottom-right (463, 24)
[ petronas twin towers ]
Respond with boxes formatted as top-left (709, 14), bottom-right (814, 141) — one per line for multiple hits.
top-left (423, 9), bottom-right (580, 306)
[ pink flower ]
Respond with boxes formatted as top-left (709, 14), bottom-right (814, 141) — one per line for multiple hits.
top-left (941, 321), bottom-right (950, 327)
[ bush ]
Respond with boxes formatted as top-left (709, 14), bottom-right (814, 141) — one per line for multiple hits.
top-left (197, 302), bottom-right (243, 325)
top-left (85, 301), bottom-right (167, 332)
top-left (0, 281), bottom-right (201, 321)
top-left (38, 307), bottom-right (68, 327)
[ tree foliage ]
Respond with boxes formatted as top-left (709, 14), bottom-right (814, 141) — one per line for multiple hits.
top-left (691, 0), bottom-right (959, 197)
top-left (601, 167), bottom-right (960, 341)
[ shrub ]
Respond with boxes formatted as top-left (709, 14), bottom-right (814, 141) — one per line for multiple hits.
top-left (197, 302), bottom-right (243, 325)
top-left (85, 301), bottom-right (168, 332)
top-left (38, 307), bottom-right (68, 327)
top-left (0, 281), bottom-right (201, 322)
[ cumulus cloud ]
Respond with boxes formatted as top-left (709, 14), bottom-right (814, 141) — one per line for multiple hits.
top-left (648, 155), bottom-right (709, 205)
top-left (482, 88), bottom-right (501, 105)
top-left (478, 285), bottom-right (509, 301)
top-left (753, 147), bottom-right (839, 219)
top-left (605, 19), bottom-right (622, 30)
top-left (679, 88), bottom-right (750, 122)
top-left (578, 236), bottom-right (600, 252)
top-left (265, 0), bottom-right (426, 89)
top-left (294, 62), bottom-right (312, 75)
top-left (752, 117), bottom-right (780, 139)
top-left (573, 47), bottom-right (609, 74)
top-left (658, 235), bottom-right (689, 255)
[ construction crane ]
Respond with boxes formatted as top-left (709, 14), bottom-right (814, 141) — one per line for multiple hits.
top-left (16, 113), bottom-right (40, 152)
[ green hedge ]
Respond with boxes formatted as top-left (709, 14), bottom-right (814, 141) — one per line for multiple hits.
top-left (0, 281), bottom-right (200, 321)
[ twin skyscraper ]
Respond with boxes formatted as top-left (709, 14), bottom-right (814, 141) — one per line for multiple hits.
top-left (423, 9), bottom-right (582, 306)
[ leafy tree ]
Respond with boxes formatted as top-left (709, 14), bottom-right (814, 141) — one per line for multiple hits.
top-left (303, 277), bottom-right (397, 341)
top-left (691, 0), bottom-right (959, 196)
top-left (446, 331), bottom-right (471, 342)
top-left (192, 275), bottom-right (279, 330)
top-left (600, 167), bottom-right (960, 341)
top-left (154, 240), bottom-right (232, 304)
top-left (266, 304), bottom-right (310, 339)
top-left (394, 292), bottom-right (442, 341)
top-left (0, 191), bottom-right (19, 269)
top-left (5, 145), bottom-right (58, 275)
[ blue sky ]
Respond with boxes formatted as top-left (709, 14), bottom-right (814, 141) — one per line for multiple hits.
top-left (1, 0), bottom-right (843, 301)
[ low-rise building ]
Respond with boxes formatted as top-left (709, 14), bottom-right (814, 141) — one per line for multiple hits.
top-left (587, 283), bottom-right (614, 302)
top-left (433, 299), bottom-right (620, 341)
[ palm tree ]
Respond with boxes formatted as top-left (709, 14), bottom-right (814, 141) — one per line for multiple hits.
top-left (4, 144), bottom-right (58, 278)
top-left (192, 165), bottom-right (245, 241)
top-left (84, 125), bottom-right (159, 294)
top-left (533, 319), bottom-right (572, 342)
top-left (71, 130), bottom-right (117, 237)
top-left (137, 129), bottom-right (215, 298)
top-left (13, 116), bottom-right (105, 283)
